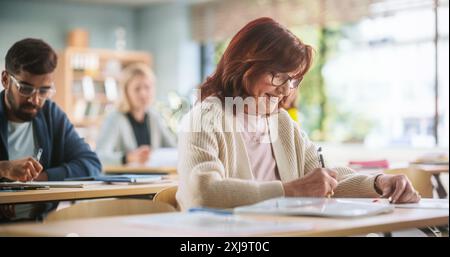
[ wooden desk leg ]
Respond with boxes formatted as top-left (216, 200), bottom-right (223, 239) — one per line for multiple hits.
top-left (433, 174), bottom-right (448, 199)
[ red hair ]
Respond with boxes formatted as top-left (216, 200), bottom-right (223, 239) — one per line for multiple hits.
top-left (200, 17), bottom-right (313, 102)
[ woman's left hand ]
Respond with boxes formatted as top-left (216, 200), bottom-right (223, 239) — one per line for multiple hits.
top-left (375, 174), bottom-right (421, 203)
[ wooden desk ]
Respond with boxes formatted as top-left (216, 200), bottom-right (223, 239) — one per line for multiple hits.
top-left (0, 207), bottom-right (447, 237)
top-left (410, 164), bottom-right (449, 199)
top-left (357, 164), bottom-right (449, 175)
top-left (103, 166), bottom-right (177, 175)
top-left (410, 164), bottom-right (449, 174)
top-left (358, 164), bottom-right (449, 199)
top-left (0, 182), bottom-right (177, 205)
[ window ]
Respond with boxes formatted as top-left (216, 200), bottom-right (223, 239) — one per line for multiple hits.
top-left (321, 6), bottom-right (448, 147)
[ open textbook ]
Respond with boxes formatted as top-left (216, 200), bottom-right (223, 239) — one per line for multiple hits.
top-left (234, 197), bottom-right (395, 218)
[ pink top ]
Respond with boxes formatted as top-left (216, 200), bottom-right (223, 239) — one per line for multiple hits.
top-left (239, 114), bottom-right (280, 181)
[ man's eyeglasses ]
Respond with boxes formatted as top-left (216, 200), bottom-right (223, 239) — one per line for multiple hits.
top-left (270, 72), bottom-right (302, 89)
top-left (9, 74), bottom-right (56, 100)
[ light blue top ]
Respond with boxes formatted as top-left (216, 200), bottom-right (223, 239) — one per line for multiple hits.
top-left (7, 121), bottom-right (36, 160)
top-left (96, 108), bottom-right (176, 165)
top-left (7, 121), bottom-right (37, 220)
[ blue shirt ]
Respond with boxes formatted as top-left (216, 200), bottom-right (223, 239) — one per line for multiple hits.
top-left (0, 90), bottom-right (102, 181)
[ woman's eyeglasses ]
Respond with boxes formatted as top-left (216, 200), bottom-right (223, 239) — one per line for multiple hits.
top-left (9, 73), bottom-right (56, 100)
top-left (270, 72), bottom-right (302, 89)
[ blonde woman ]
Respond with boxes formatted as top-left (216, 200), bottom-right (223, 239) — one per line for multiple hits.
top-left (176, 17), bottom-right (420, 210)
top-left (281, 88), bottom-right (300, 123)
top-left (96, 63), bottom-right (176, 166)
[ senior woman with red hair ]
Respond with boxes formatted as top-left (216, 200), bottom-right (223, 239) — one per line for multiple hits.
top-left (177, 17), bottom-right (420, 210)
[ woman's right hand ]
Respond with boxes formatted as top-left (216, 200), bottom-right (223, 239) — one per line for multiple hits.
top-left (126, 146), bottom-right (151, 164)
top-left (282, 168), bottom-right (338, 197)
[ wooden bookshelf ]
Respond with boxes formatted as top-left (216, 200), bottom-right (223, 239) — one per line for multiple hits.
top-left (53, 47), bottom-right (151, 147)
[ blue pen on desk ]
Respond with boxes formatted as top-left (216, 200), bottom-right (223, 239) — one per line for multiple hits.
top-left (188, 207), bottom-right (233, 215)
top-left (317, 146), bottom-right (334, 198)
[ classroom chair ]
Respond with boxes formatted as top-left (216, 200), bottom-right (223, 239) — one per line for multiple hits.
top-left (153, 185), bottom-right (179, 211)
top-left (45, 198), bottom-right (176, 222)
top-left (383, 167), bottom-right (434, 198)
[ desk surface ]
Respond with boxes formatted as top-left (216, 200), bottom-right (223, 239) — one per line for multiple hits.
top-left (0, 182), bottom-right (177, 205)
top-left (357, 164), bottom-right (449, 175)
top-left (103, 166), bottom-right (177, 175)
top-left (410, 164), bottom-right (449, 174)
top-left (102, 164), bottom-right (448, 175)
top-left (0, 206), bottom-right (447, 237)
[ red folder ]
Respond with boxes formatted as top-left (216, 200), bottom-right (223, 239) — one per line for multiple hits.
top-left (348, 159), bottom-right (389, 169)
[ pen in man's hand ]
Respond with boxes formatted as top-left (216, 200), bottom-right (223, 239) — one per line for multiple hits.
top-left (317, 146), bottom-right (334, 198)
top-left (31, 148), bottom-right (43, 182)
top-left (36, 148), bottom-right (43, 162)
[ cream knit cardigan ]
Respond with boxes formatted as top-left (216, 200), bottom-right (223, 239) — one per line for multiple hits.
top-left (176, 98), bottom-right (380, 210)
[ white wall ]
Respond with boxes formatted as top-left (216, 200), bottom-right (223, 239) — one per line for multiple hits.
top-left (0, 0), bottom-right (202, 99)
top-left (135, 3), bottom-right (201, 100)
top-left (0, 0), bottom-right (136, 60)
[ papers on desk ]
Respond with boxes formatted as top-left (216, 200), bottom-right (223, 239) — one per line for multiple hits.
top-left (0, 181), bottom-right (103, 188)
top-left (146, 148), bottom-right (177, 167)
top-left (0, 175), bottom-right (169, 188)
top-left (393, 199), bottom-right (449, 209)
top-left (234, 197), bottom-right (394, 218)
top-left (64, 175), bottom-right (170, 184)
top-left (0, 183), bottom-right (50, 191)
top-left (95, 175), bottom-right (167, 184)
top-left (125, 212), bottom-right (312, 236)
top-left (332, 198), bottom-right (449, 209)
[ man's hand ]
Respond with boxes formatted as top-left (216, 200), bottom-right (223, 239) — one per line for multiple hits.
top-left (0, 157), bottom-right (43, 182)
top-left (34, 171), bottom-right (48, 181)
top-left (283, 168), bottom-right (338, 197)
top-left (375, 174), bottom-right (421, 203)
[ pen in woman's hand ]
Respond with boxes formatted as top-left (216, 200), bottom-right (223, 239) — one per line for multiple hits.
top-left (317, 146), bottom-right (334, 198)
top-left (317, 147), bottom-right (325, 168)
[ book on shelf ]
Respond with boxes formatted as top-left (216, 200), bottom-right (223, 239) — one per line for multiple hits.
top-left (104, 77), bottom-right (118, 101)
top-left (94, 81), bottom-right (106, 94)
top-left (82, 76), bottom-right (95, 100)
top-left (73, 100), bottom-right (87, 121)
top-left (84, 101), bottom-right (92, 118)
top-left (88, 102), bottom-right (102, 118)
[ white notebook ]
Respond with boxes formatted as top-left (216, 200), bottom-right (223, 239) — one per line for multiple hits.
top-left (234, 197), bottom-right (394, 218)
top-left (393, 199), bottom-right (449, 209)
top-left (125, 212), bottom-right (313, 236)
top-left (330, 198), bottom-right (449, 210)
top-left (0, 181), bottom-right (103, 188)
